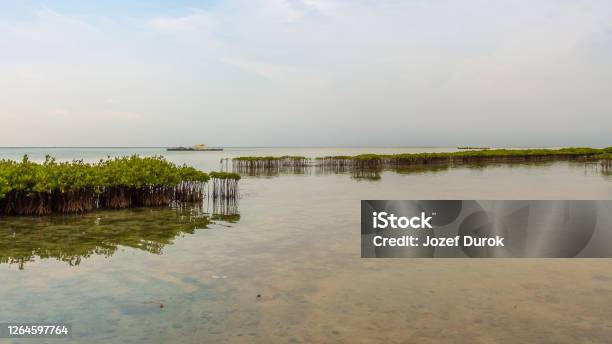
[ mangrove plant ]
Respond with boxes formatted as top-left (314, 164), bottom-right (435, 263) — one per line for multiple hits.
top-left (233, 156), bottom-right (308, 171)
top-left (316, 148), bottom-right (610, 169)
top-left (209, 172), bottom-right (240, 200)
top-left (0, 155), bottom-right (239, 216)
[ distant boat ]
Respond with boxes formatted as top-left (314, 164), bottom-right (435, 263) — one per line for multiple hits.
top-left (167, 144), bottom-right (223, 151)
top-left (457, 146), bottom-right (490, 150)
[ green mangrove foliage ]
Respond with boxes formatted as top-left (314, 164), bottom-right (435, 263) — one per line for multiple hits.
top-left (233, 148), bottom-right (612, 176)
top-left (0, 155), bottom-right (239, 216)
top-left (97, 155), bottom-right (210, 209)
top-left (233, 148), bottom-right (611, 174)
top-left (316, 148), bottom-right (610, 169)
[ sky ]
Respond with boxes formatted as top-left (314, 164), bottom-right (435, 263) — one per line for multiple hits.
top-left (1, 0), bottom-right (611, 147)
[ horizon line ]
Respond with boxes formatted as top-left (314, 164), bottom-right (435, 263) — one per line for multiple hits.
top-left (0, 145), bottom-right (590, 149)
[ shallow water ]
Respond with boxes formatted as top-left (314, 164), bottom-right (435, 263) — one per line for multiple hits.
top-left (1, 148), bottom-right (612, 343)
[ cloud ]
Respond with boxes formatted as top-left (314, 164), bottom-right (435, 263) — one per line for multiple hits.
top-left (32, 6), bottom-right (98, 31)
top-left (259, 0), bottom-right (305, 23)
top-left (222, 57), bottom-right (320, 83)
top-left (97, 111), bottom-right (143, 121)
top-left (302, 0), bottom-right (339, 16)
top-left (148, 10), bottom-right (215, 33)
top-left (46, 108), bottom-right (142, 121)
top-left (51, 107), bottom-right (70, 117)
top-left (1, 0), bottom-right (612, 146)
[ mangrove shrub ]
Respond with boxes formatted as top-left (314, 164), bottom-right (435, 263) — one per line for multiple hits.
top-left (0, 155), bottom-right (236, 215)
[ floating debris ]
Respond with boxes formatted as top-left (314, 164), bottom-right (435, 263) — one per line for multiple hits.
top-left (142, 299), bottom-right (166, 309)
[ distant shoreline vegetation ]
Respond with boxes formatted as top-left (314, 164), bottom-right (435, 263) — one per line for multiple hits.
top-left (233, 147), bottom-right (612, 170)
top-left (0, 155), bottom-right (240, 216)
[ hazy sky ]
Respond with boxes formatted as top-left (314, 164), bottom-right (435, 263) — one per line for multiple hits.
top-left (1, 0), bottom-right (611, 147)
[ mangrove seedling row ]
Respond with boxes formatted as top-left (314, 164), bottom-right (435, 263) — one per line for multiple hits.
top-left (232, 156), bottom-right (309, 171)
top-left (232, 147), bottom-right (612, 172)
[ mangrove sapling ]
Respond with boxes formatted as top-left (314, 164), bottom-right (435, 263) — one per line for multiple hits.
top-left (232, 156), bottom-right (309, 174)
top-left (315, 156), bottom-right (353, 169)
top-left (209, 172), bottom-right (241, 200)
top-left (598, 153), bottom-right (612, 170)
top-left (232, 156), bottom-right (283, 171)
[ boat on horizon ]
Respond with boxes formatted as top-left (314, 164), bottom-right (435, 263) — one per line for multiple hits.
top-left (167, 144), bottom-right (223, 151)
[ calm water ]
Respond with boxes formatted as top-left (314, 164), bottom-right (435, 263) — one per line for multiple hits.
top-left (1, 148), bottom-right (612, 343)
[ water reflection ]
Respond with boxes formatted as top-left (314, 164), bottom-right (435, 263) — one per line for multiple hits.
top-left (235, 160), bottom-right (611, 180)
top-left (233, 165), bottom-right (310, 177)
top-left (393, 164), bottom-right (451, 175)
top-left (207, 198), bottom-right (240, 222)
top-left (0, 202), bottom-right (239, 269)
top-left (350, 169), bottom-right (381, 181)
